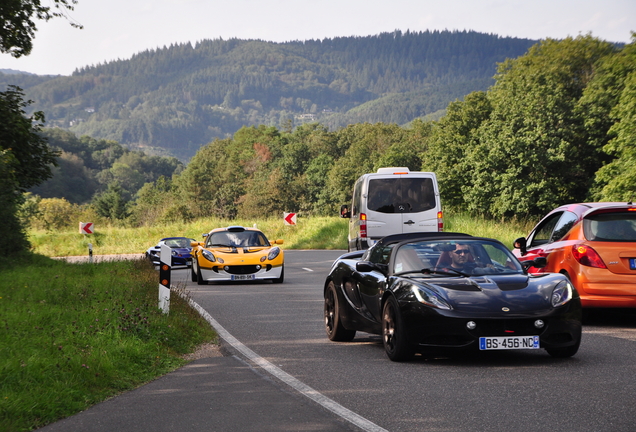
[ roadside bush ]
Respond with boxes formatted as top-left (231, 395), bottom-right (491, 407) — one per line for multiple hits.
top-left (31, 197), bottom-right (81, 231)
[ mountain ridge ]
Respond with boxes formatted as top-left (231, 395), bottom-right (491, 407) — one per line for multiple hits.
top-left (1, 30), bottom-right (538, 160)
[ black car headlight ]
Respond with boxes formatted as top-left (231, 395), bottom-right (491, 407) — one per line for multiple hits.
top-left (267, 246), bottom-right (281, 261)
top-left (201, 249), bottom-right (216, 263)
top-left (412, 286), bottom-right (452, 310)
top-left (551, 280), bottom-right (573, 308)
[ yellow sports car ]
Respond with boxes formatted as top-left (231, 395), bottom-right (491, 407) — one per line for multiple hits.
top-left (191, 226), bottom-right (284, 284)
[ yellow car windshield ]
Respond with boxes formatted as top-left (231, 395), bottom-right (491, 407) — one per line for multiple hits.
top-left (207, 231), bottom-right (268, 247)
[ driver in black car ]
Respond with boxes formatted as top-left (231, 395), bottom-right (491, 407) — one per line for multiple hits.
top-left (444, 243), bottom-right (496, 274)
top-left (449, 243), bottom-right (476, 273)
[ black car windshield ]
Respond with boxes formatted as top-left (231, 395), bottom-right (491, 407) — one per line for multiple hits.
top-left (206, 231), bottom-right (269, 247)
top-left (392, 239), bottom-right (523, 276)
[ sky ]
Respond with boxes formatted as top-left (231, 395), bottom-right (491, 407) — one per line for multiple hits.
top-left (0, 0), bottom-right (634, 76)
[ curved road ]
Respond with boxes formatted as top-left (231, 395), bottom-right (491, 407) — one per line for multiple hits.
top-left (43, 250), bottom-right (636, 432)
top-left (179, 250), bottom-right (636, 432)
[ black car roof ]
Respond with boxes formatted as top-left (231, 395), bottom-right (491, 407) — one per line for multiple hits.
top-left (375, 232), bottom-right (473, 248)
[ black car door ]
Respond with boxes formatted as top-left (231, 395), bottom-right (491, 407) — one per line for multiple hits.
top-left (355, 244), bottom-right (392, 322)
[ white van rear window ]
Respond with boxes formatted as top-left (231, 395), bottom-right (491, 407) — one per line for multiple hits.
top-left (367, 178), bottom-right (436, 213)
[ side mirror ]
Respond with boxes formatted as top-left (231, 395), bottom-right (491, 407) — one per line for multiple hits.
top-left (532, 257), bottom-right (547, 268)
top-left (521, 256), bottom-right (547, 271)
top-left (191, 241), bottom-right (202, 247)
top-left (273, 239), bottom-right (284, 245)
top-left (340, 205), bottom-right (351, 219)
top-left (356, 261), bottom-right (388, 275)
top-left (513, 237), bottom-right (527, 256)
top-left (356, 261), bottom-right (375, 272)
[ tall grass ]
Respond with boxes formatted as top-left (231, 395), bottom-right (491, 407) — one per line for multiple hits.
top-left (0, 255), bottom-right (216, 432)
top-left (28, 213), bottom-right (537, 257)
top-left (28, 216), bottom-right (351, 257)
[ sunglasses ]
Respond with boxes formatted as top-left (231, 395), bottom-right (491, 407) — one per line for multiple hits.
top-left (453, 250), bottom-right (470, 255)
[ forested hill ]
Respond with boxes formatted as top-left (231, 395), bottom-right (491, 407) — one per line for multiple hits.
top-left (2, 30), bottom-right (537, 160)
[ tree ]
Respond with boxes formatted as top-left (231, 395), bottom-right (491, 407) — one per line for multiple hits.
top-left (0, 0), bottom-right (81, 57)
top-left (0, 86), bottom-right (58, 191)
top-left (92, 183), bottom-right (130, 221)
top-left (35, 197), bottom-right (77, 231)
top-left (587, 36), bottom-right (636, 201)
top-left (422, 92), bottom-right (491, 210)
top-left (0, 86), bottom-right (59, 256)
top-left (324, 123), bottom-right (408, 209)
top-left (465, 36), bottom-right (615, 217)
top-left (0, 0), bottom-right (80, 256)
top-left (0, 150), bottom-right (27, 257)
top-left (595, 69), bottom-right (636, 201)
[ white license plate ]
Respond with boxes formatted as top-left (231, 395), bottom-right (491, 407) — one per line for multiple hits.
top-left (479, 336), bottom-right (540, 350)
top-left (231, 274), bottom-right (255, 281)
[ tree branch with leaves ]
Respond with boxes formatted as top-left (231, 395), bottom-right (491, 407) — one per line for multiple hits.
top-left (0, 0), bottom-right (82, 58)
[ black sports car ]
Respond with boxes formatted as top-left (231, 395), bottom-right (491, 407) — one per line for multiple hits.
top-left (323, 232), bottom-right (582, 361)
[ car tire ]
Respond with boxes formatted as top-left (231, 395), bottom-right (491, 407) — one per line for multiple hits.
top-left (546, 339), bottom-right (580, 358)
top-left (272, 265), bottom-right (284, 283)
top-left (382, 295), bottom-right (414, 362)
top-left (191, 263), bottom-right (198, 282)
top-left (324, 281), bottom-right (356, 342)
top-left (197, 265), bottom-right (207, 285)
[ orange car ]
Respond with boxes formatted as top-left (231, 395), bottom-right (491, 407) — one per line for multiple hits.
top-left (513, 202), bottom-right (636, 308)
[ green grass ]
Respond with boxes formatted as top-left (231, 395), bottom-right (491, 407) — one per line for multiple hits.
top-left (0, 255), bottom-right (216, 432)
top-left (27, 213), bottom-right (535, 257)
top-left (27, 216), bottom-right (351, 257)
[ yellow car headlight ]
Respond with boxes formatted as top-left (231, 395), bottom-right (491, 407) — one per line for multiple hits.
top-left (267, 247), bottom-right (281, 261)
top-left (201, 249), bottom-right (216, 263)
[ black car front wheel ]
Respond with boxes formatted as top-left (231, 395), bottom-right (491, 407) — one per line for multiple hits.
top-left (382, 295), bottom-right (414, 361)
top-left (324, 281), bottom-right (356, 341)
top-left (546, 339), bottom-right (581, 358)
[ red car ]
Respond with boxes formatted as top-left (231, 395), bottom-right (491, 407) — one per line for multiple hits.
top-left (513, 202), bottom-right (636, 308)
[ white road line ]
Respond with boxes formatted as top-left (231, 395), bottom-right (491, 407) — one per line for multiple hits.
top-left (302, 268), bottom-right (314, 272)
top-left (184, 295), bottom-right (388, 432)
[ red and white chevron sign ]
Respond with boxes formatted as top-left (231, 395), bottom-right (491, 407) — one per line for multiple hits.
top-left (79, 222), bottom-right (94, 234)
top-left (284, 212), bottom-right (297, 225)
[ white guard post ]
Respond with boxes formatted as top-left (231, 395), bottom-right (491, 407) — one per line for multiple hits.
top-left (158, 243), bottom-right (171, 313)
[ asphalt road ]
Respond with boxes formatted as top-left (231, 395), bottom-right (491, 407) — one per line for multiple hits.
top-left (41, 250), bottom-right (636, 432)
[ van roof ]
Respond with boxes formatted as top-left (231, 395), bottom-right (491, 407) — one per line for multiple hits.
top-left (376, 167), bottom-right (410, 174)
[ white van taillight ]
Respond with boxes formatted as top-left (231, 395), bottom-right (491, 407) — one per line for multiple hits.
top-left (360, 213), bottom-right (367, 238)
top-left (437, 211), bottom-right (444, 231)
